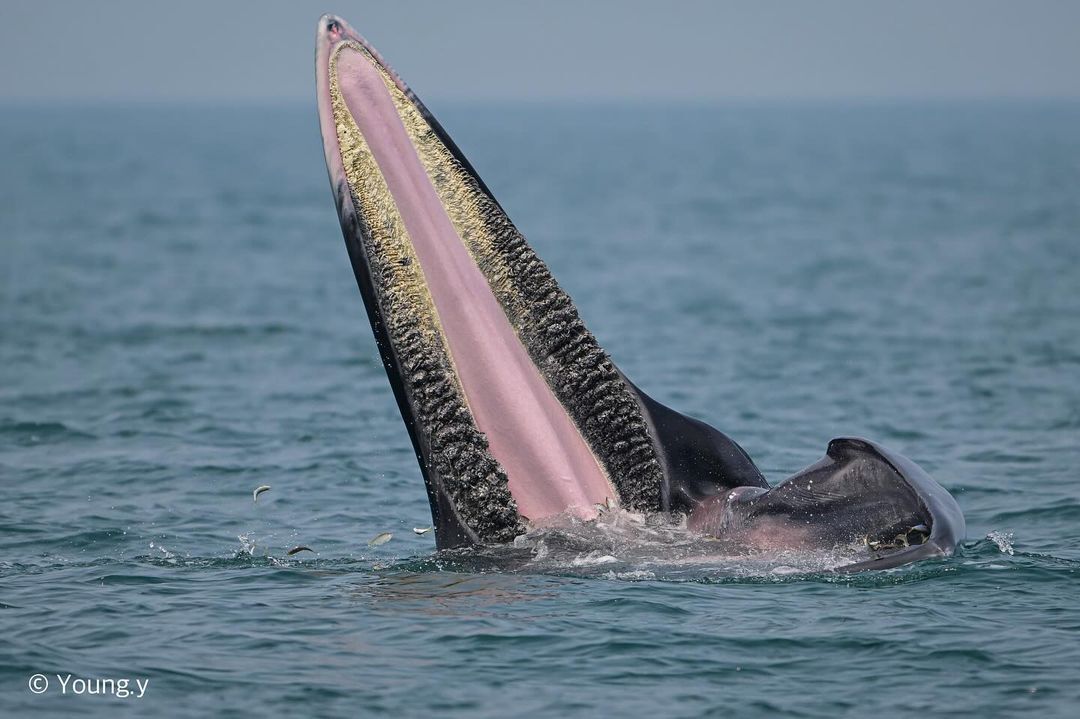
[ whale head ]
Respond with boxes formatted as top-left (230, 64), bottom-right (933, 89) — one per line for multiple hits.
top-left (313, 14), bottom-right (965, 568)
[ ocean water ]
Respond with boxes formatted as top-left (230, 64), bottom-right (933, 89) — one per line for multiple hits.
top-left (2, 101), bottom-right (1079, 717)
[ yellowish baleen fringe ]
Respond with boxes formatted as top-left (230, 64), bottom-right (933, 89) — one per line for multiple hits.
top-left (371, 65), bottom-right (532, 334)
top-left (330, 43), bottom-right (444, 351)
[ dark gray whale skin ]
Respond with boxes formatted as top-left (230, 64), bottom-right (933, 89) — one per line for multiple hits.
top-left (624, 373), bottom-right (965, 569)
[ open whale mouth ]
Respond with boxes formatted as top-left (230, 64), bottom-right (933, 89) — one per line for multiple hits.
top-left (315, 15), bottom-right (666, 546)
top-left (314, 14), bottom-right (965, 567)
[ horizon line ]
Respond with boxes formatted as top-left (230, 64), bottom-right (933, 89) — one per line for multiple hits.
top-left (3, 95), bottom-right (1080, 108)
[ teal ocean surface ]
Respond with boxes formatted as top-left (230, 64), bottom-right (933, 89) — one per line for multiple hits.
top-left (2, 102), bottom-right (1079, 717)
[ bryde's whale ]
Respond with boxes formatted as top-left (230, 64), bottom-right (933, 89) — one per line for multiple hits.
top-left (314, 14), bottom-right (964, 571)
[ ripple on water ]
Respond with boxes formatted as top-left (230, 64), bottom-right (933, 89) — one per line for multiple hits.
top-left (0, 419), bottom-right (96, 447)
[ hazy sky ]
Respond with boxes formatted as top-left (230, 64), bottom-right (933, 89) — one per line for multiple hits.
top-left (2, 1), bottom-right (1079, 102)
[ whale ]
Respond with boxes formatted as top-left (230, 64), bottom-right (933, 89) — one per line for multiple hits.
top-left (314, 14), bottom-right (964, 571)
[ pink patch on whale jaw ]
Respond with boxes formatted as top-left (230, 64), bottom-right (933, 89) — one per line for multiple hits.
top-left (687, 490), bottom-right (817, 551)
top-left (316, 30), bottom-right (615, 523)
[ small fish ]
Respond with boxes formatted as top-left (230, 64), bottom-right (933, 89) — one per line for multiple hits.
top-left (287, 545), bottom-right (313, 556)
top-left (412, 527), bottom-right (432, 535)
top-left (252, 485), bottom-right (272, 502)
top-left (368, 532), bottom-right (393, 546)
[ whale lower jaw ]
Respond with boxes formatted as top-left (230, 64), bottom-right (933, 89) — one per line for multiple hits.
top-left (686, 438), bottom-right (966, 570)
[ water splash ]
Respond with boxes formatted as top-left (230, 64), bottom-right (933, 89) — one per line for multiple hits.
top-left (478, 507), bottom-right (874, 579)
top-left (236, 534), bottom-right (258, 557)
top-left (987, 530), bottom-right (1015, 555)
top-left (148, 540), bottom-right (177, 564)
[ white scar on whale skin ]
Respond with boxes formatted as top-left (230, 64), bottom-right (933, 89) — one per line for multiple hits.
top-left (329, 41), bottom-right (616, 522)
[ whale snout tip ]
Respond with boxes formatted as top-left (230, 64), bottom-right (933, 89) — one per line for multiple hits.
top-left (318, 13), bottom-right (355, 45)
top-left (321, 14), bottom-right (342, 39)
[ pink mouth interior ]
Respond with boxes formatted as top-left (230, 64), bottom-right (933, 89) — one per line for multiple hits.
top-left (328, 42), bottom-right (613, 521)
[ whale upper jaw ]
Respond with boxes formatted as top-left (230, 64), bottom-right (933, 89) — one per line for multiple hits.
top-left (314, 14), bottom-right (669, 546)
top-left (314, 14), bottom-right (965, 567)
